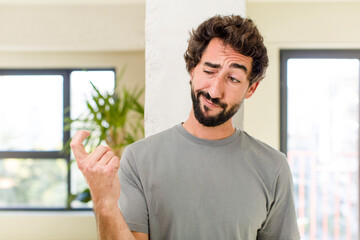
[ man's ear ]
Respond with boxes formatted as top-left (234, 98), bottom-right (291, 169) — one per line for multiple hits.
top-left (245, 82), bottom-right (260, 99)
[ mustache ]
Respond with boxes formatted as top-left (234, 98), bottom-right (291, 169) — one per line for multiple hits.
top-left (197, 91), bottom-right (227, 109)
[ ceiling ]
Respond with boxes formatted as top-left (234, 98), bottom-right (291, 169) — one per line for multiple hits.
top-left (0, 0), bottom-right (144, 4)
top-left (0, 0), bottom-right (359, 4)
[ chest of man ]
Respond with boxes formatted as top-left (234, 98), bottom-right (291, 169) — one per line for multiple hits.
top-left (139, 146), bottom-right (271, 239)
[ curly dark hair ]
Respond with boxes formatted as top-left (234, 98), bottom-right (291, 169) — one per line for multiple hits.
top-left (184, 15), bottom-right (268, 85)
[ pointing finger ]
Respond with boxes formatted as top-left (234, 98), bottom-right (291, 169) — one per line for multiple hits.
top-left (70, 130), bottom-right (91, 161)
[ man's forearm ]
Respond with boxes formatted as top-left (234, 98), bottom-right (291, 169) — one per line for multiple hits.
top-left (94, 205), bottom-right (136, 240)
top-left (70, 131), bottom-right (138, 239)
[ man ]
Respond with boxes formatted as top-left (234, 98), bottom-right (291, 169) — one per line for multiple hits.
top-left (71, 15), bottom-right (300, 240)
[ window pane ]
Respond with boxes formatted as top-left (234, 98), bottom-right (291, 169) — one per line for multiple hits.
top-left (0, 158), bottom-right (67, 208)
top-left (70, 70), bottom-right (115, 121)
top-left (287, 59), bottom-right (359, 240)
top-left (70, 70), bottom-right (115, 207)
top-left (0, 75), bottom-right (63, 151)
top-left (70, 160), bottom-right (93, 209)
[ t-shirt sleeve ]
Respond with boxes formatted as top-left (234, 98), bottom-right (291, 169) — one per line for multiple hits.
top-left (118, 147), bottom-right (149, 234)
top-left (257, 157), bottom-right (301, 240)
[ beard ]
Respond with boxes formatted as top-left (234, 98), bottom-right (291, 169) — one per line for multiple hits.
top-left (191, 87), bottom-right (242, 127)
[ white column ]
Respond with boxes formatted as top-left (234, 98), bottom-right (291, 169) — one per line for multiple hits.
top-left (145, 0), bottom-right (246, 137)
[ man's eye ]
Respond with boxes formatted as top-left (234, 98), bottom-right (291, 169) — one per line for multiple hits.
top-left (229, 77), bottom-right (240, 83)
top-left (204, 70), bottom-right (213, 74)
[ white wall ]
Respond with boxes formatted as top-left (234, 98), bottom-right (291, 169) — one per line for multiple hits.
top-left (246, 1), bottom-right (360, 149)
top-left (0, 212), bottom-right (98, 240)
top-left (0, 3), bottom-right (145, 51)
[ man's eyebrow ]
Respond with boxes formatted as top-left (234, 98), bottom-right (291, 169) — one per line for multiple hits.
top-left (204, 61), bottom-right (248, 73)
top-left (230, 63), bottom-right (248, 73)
top-left (204, 62), bottom-right (221, 68)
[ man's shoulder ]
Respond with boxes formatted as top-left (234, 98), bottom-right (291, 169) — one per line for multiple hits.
top-left (120, 125), bottom-right (182, 171)
top-left (241, 131), bottom-right (283, 153)
top-left (239, 130), bottom-right (287, 166)
top-left (125, 124), bottom-right (179, 152)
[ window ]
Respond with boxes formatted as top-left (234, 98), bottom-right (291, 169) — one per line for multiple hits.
top-left (281, 50), bottom-right (359, 240)
top-left (0, 69), bottom-right (115, 210)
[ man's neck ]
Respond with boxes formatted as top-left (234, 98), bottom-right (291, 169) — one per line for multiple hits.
top-left (182, 110), bottom-right (236, 140)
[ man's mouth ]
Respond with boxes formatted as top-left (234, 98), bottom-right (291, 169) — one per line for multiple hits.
top-left (202, 95), bottom-right (220, 108)
top-left (198, 91), bottom-right (227, 109)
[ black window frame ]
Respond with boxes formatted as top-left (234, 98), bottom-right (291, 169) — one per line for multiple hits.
top-left (0, 68), bottom-right (115, 211)
top-left (280, 49), bottom-right (360, 237)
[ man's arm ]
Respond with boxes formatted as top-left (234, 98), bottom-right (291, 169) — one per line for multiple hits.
top-left (71, 130), bottom-right (148, 240)
top-left (257, 158), bottom-right (300, 240)
top-left (95, 204), bottom-right (148, 240)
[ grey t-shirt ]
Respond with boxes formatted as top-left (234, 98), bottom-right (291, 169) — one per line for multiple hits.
top-left (119, 124), bottom-right (300, 240)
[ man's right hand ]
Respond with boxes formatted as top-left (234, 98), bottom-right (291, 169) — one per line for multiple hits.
top-left (70, 130), bottom-right (121, 209)
top-left (70, 130), bottom-right (148, 240)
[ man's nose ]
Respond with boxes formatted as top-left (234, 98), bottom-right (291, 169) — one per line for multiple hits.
top-left (208, 74), bottom-right (225, 99)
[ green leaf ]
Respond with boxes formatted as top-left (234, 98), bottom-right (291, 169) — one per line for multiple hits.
top-left (75, 188), bottom-right (92, 203)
